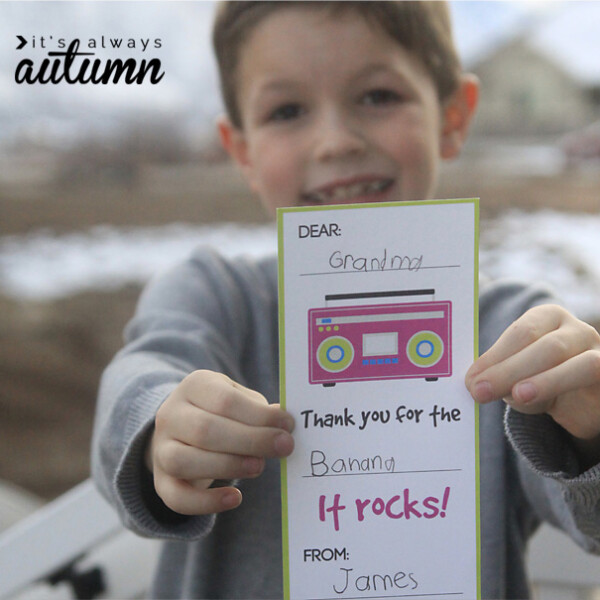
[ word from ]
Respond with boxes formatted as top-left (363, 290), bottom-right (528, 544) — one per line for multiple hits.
top-left (303, 547), bottom-right (349, 562)
top-left (319, 488), bottom-right (451, 532)
top-left (299, 223), bottom-right (341, 238)
top-left (301, 405), bottom-right (461, 430)
top-left (329, 249), bottom-right (423, 272)
top-left (20, 35), bottom-right (162, 51)
top-left (310, 451), bottom-right (395, 477)
top-left (333, 567), bottom-right (418, 595)
top-left (15, 39), bottom-right (164, 85)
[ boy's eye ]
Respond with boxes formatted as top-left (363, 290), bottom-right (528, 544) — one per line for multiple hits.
top-left (362, 89), bottom-right (402, 106)
top-left (268, 103), bottom-right (304, 122)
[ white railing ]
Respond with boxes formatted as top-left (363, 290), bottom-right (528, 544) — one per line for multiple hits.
top-left (0, 480), bottom-right (159, 600)
top-left (0, 478), bottom-right (599, 600)
top-left (529, 525), bottom-right (600, 600)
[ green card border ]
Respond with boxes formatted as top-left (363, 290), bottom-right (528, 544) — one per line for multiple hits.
top-left (277, 198), bottom-right (481, 600)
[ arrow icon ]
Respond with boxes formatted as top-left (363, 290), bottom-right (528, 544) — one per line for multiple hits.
top-left (16, 35), bottom-right (27, 50)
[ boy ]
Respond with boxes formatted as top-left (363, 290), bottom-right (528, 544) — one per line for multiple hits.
top-left (92, 2), bottom-right (600, 598)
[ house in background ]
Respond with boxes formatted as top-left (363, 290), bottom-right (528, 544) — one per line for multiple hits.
top-left (465, 2), bottom-right (600, 140)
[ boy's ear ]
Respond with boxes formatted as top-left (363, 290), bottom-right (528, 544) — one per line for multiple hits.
top-left (216, 115), bottom-right (259, 192)
top-left (440, 74), bottom-right (479, 160)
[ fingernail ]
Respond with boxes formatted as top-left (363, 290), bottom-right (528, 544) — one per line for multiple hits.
top-left (222, 490), bottom-right (241, 510)
top-left (473, 381), bottom-right (494, 403)
top-left (515, 382), bottom-right (537, 403)
top-left (279, 417), bottom-right (295, 433)
top-left (274, 432), bottom-right (294, 456)
top-left (243, 457), bottom-right (263, 476)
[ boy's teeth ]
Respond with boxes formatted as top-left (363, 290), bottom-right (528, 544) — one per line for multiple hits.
top-left (308, 179), bottom-right (390, 203)
top-left (369, 180), bottom-right (387, 192)
top-left (333, 185), bottom-right (357, 200)
top-left (313, 191), bottom-right (329, 203)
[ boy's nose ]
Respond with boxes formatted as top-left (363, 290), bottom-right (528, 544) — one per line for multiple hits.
top-left (313, 113), bottom-right (366, 162)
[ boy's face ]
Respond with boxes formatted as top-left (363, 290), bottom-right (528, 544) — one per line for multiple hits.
top-left (219, 7), bottom-right (477, 215)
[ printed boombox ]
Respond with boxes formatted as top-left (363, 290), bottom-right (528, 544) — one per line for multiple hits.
top-left (308, 289), bottom-right (452, 386)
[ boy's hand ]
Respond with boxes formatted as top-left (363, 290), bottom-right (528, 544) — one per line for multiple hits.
top-left (465, 305), bottom-right (600, 463)
top-left (146, 370), bottom-right (295, 516)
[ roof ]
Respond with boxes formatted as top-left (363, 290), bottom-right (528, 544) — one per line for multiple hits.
top-left (453, 1), bottom-right (600, 86)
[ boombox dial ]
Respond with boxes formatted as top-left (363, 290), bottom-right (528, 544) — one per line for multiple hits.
top-left (407, 331), bottom-right (444, 368)
top-left (316, 336), bottom-right (354, 373)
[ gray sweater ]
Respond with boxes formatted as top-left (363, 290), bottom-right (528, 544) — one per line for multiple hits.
top-left (91, 248), bottom-right (600, 599)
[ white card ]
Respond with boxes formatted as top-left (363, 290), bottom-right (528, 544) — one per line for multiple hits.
top-left (278, 199), bottom-right (480, 600)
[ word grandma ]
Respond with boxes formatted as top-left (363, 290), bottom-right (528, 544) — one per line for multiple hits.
top-left (15, 39), bottom-right (164, 85)
top-left (329, 248), bottom-right (422, 272)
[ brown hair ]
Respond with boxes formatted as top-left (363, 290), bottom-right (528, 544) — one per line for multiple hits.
top-left (212, 1), bottom-right (463, 129)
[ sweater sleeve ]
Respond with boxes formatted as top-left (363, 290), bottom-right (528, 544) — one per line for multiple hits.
top-left (91, 248), bottom-right (278, 540)
top-left (505, 410), bottom-right (600, 553)
top-left (480, 278), bottom-right (600, 554)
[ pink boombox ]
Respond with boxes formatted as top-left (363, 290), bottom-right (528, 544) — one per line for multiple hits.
top-left (308, 289), bottom-right (452, 386)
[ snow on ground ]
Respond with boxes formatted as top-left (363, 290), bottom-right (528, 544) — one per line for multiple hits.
top-left (1, 210), bottom-right (599, 321)
top-left (0, 222), bottom-right (277, 298)
top-left (480, 210), bottom-right (600, 321)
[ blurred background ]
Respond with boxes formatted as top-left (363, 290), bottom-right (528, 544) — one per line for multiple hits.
top-left (0, 0), bottom-right (599, 521)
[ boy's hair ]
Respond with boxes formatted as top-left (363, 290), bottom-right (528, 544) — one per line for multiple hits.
top-left (212, 1), bottom-right (462, 129)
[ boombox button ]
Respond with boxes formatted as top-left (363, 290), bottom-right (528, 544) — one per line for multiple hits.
top-left (317, 325), bottom-right (340, 332)
top-left (362, 358), bottom-right (399, 366)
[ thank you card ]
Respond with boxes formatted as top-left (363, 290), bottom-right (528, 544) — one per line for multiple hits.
top-left (278, 199), bottom-right (480, 600)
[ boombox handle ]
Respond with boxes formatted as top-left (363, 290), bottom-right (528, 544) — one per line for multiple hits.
top-left (325, 289), bottom-right (435, 305)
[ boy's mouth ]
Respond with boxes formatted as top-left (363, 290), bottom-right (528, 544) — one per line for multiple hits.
top-left (301, 178), bottom-right (394, 205)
